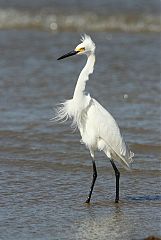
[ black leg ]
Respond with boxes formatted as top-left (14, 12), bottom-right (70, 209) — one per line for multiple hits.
top-left (110, 159), bottom-right (120, 203)
top-left (85, 160), bottom-right (97, 203)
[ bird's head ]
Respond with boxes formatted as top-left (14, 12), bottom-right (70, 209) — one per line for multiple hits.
top-left (57, 34), bottom-right (95, 60)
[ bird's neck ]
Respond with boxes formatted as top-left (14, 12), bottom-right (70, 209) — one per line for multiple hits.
top-left (73, 53), bottom-right (95, 101)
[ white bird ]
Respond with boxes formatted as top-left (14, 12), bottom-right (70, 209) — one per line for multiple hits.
top-left (55, 34), bottom-right (134, 203)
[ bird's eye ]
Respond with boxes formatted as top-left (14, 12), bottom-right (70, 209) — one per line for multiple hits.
top-left (79, 47), bottom-right (85, 52)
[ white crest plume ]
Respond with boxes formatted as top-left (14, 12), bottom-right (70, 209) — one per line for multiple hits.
top-left (80, 34), bottom-right (96, 52)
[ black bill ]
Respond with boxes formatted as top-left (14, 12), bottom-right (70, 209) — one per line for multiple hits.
top-left (57, 50), bottom-right (78, 60)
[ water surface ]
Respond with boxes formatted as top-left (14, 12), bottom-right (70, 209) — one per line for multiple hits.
top-left (0, 1), bottom-right (161, 239)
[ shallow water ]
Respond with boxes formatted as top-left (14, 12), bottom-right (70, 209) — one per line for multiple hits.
top-left (0, 30), bottom-right (160, 240)
top-left (0, 3), bottom-right (161, 238)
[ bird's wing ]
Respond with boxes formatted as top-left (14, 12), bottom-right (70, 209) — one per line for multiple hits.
top-left (90, 98), bottom-right (134, 168)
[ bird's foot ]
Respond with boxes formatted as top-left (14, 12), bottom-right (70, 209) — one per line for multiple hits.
top-left (85, 198), bottom-right (90, 204)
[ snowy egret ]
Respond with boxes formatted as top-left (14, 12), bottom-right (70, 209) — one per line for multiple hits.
top-left (55, 34), bottom-right (134, 203)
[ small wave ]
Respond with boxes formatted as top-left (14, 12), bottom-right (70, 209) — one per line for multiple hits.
top-left (0, 8), bottom-right (160, 32)
top-left (126, 194), bottom-right (161, 201)
top-left (132, 143), bottom-right (161, 153)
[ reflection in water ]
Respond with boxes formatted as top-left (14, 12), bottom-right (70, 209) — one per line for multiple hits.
top-left (74, 205), bottom-right (131, 240)
top-left (73, 200), bottom-right (161, 240)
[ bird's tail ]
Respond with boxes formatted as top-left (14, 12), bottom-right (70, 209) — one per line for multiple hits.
top-left (116, 148), bottom-right (134, 170)
top-left (103, 138), bottom-right (134, 170)
top-left (117, 150), bottom-right (134, 170)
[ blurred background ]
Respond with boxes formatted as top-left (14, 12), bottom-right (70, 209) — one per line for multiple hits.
top-left (0, 0), bottom-right (160, 32)
top-left (0, 1), bottom-right (160, 240)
